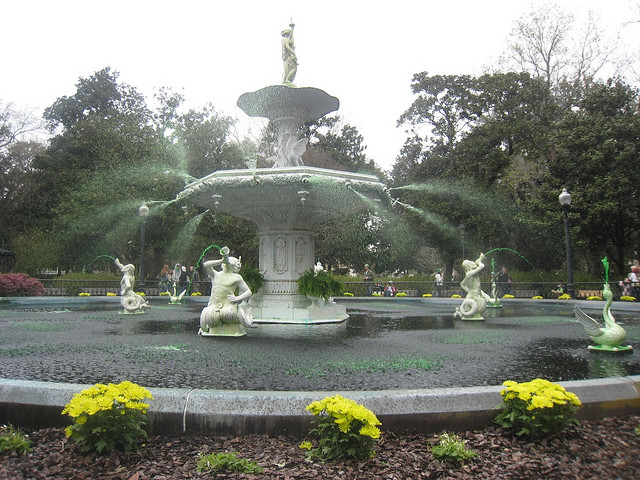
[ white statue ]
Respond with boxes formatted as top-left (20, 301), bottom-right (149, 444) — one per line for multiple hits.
top-left (454, 253), bottom-right (491, 320)
top-left (114, 258), bottom-right (149, 314)
top-left (199, 246), bottom-right (254, 336)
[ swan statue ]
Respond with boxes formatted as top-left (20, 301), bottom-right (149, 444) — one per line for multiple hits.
top-left (574, 283), bottom-right (633, 352)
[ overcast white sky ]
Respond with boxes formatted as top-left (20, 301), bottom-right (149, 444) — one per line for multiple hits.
top-left (3, 0), bottom-right (639, 171)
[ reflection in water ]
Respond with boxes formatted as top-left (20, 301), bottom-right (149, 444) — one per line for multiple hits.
top-left (588, 355), bottom-right (632, 378)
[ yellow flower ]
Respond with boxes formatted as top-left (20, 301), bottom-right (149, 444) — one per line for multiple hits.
top-left (299, 441), bottom-right (313, 450)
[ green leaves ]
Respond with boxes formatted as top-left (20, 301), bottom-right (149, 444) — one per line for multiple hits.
top-left (0, 424), bottom-right (32, 455)
top-left (430, 432), bottom-right (477, 463)
top-left (196, 452), bottom-right (263, 474)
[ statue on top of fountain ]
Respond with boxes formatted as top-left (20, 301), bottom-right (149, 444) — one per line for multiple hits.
top-left (454, 253), bottom-right (492, 320)
top-left (114, 258), bottom-right (150, 314)
top-left (281, 22), bottom-right (298, 85)
top-left (199, 246), bottom-right (254, 336)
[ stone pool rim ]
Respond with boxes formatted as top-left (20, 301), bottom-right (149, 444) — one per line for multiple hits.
top-left (1, 296), bottom-right (639, 435)
top-left (1, 376), bottom-right (639, 437)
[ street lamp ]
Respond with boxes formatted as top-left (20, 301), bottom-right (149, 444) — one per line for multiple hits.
top-left (459, 223), bottom-right (466, 260)
top-left (138, 203), bottom-right (150, 291)
top-left (558, 188), bottom-right (574, 298)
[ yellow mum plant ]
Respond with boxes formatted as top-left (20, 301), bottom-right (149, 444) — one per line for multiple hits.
top-left (106, 292), bottom-right (117, 296)
top-left (558, 293), bottom-right (571, 300)
top-left (78, 292), bottom-right (91, 296)
top-left (495, 378), bottom-right (580, 438)
top-left (305, 394), bottom-right (381, 460)
top-left (620, 295), bottom-right (636, 302)
top-left (62, 381), bottom-right (153, 453)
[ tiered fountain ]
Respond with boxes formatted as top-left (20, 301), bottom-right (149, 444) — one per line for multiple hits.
top-left (177, 23), bottom-right (388, 323)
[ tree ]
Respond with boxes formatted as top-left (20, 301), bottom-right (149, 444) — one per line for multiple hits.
top-left (301, 114), bottom-right (380, 175)
top-left (0, 140), bottom-right (45, 246)
top-left (538, 78), bottom-right (640, 273)
top-left (501, 3), bottom-right (617, 104)
top-left (398, 73), bottom-right (480, 168)
top-left (174, 104), bottom-right (246, 178)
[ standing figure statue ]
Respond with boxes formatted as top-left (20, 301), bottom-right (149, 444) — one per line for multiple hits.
top-left (199, 246), bottom-right (254, 336)
top-left (281, 22), bottom-right (297, 85)
top-left (114, 258), bottom-right (149, 314)
top-left (454, 253), bottom-right (491, 320)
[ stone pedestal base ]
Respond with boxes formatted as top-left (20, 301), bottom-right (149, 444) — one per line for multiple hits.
top-left (250, 291), bottom-right (347, 324)
top-left (588, 344), bottom-right (633, 352)
top-left (198, 324), bottom-right (247, 337)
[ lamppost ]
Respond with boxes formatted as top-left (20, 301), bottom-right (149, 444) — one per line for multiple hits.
top-left (138, 203), bottom-right (150, 291)
top-left (558, 188), bottom-right (574, 298)
top-left (459, 223), bottom-right (466, 260)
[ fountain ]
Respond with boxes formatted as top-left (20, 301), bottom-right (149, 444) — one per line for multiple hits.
top-left (176, 23), bottom-right (388, 324)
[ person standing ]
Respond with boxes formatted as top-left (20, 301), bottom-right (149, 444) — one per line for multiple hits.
top-left (434, 269), bottom-right (444, 297)
top-left (189, 265), bottom-right (201, 293)
top-left (157, 264), bottom-right (170, 293)
top-left (629, 265), bottom-right (640, 300)
top-left (363, 264), bottom-right (374, 296)
top-left (496, 265), bottom-right (512, 297)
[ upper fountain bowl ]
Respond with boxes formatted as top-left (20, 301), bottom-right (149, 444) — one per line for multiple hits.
top-left (237, 85), bottom-right (339, 122)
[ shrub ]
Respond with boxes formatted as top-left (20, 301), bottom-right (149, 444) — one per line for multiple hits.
top-left (305, 394), bottom-right (381, 460)
top-left (495, 378), bottom-right (581, 438)
top-left (298, 268), bottom-right (344, 300)
top-left (78, 292), bottom-right (91, 296)
top-left (587, 296), bottom-right (602, 301)
top-left (451, 294), bottom-right (461, 298)
top-left (396, 292), bottom-right (407, 297)
top-left (503, 294), bottom-right (515, 299)
top-left (196, 452), bottom-right (263, 474)
top-left (343, 292), bottom-right (354, 296)
top-left (620, 296), bottom-right (636, 302)
top-left (532, 296), bottom-right (543, 299)
top-left (62, 381), bottom-right (153, 453)
top-left (430, 432), bottom-right (477, 463)
top-left (558, 293), bottom-right (571, 300)
top-left (107, 292), bottom-right (117, 296)
top-left (190, 292), bottom-right (202, 296)
top-left (423, 293), bottom-right (433, 297)
top-left (0, 273), bottom-right (45, 297)
top-left (238, 263), bottom-right (264, 294)
top-left (0, 424), bottom-right (31, 455)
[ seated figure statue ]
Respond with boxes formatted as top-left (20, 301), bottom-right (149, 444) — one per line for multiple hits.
top-left (199, 246), bottom-right (254, 336)
top-left (454, 253), bottom-right (491, 320)
top-left (114, 258), bottom-right (149, 314)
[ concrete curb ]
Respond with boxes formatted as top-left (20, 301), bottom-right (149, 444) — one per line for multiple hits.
top-left (2, 376), bottom-right (639, 437)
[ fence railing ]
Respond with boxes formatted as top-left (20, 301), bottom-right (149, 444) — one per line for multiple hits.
top-left (32, 279), bottom-right (628, 300)
top-left (341, 281), bottom-right (622, 299)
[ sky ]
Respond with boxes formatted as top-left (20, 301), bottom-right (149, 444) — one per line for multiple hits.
top-left (3, 0), bottom-right (639, 171)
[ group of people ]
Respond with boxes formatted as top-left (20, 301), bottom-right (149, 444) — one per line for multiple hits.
top-left (619, 265), bottom-right (640, 299)
top-left (157, 263), bottom-right (201, 294)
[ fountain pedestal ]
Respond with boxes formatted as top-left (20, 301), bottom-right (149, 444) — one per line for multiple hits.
top-left (178, 166), bottom-right (387, 323)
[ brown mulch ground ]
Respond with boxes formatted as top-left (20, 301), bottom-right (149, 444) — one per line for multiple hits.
top-left (2, 415), bottom-right (639, 479)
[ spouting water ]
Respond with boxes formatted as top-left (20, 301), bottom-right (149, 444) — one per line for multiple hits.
top-left (85, 255), bottom-right (117, 271)
top-left (166, 211), bottom-right (208, 261)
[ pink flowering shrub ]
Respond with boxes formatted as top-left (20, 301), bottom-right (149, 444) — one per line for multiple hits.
top-left (0, 274), bottom-right (45, 296)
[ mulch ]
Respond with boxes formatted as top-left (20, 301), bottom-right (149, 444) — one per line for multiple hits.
top-left (2, 414), bottom-right (639, 479)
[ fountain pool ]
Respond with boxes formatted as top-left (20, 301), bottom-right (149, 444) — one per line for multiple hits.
top-left (1, 297), bottom-right (638, 391)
